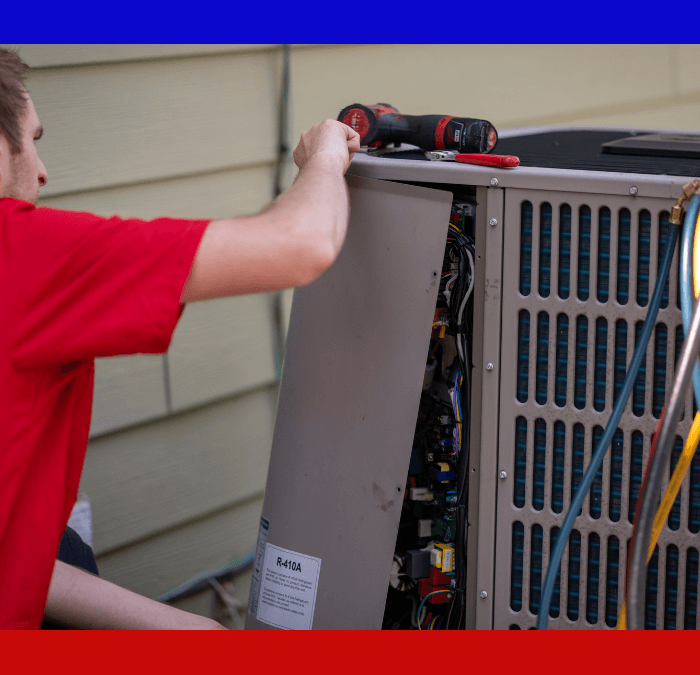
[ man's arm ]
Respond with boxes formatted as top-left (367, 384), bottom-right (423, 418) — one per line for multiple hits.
top-left (45, 561), bottom-right (226, 630)
top-left (180, 120), bottom-right (360, 303)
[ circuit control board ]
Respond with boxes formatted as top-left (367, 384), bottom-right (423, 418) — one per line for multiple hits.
top-left (383, 199), bottom-right (475, 630)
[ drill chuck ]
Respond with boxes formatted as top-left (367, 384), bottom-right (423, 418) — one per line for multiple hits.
top-left (338, 103), bottom-right (497, 154)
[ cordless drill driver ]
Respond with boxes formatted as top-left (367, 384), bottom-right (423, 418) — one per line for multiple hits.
top-left (338, 103), bottom-right (498, 154)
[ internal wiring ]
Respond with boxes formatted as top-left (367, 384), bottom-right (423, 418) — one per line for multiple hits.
top-left (445, 218), bottom-right (474, 630)
top-left (627, 194), bottom-right (700, 630)
top-left (416, 590), bottom-right (452, 630)
top-left (457, 248), bottom-right (475, 329)
top-left (536, 221), bottom-right (680, 630)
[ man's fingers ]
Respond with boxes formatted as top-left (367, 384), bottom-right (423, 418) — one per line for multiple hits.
top-left (339, 122), bottom-right (360, 145)
top-left (336, 122), bottom-right (360, 165)
top-left (347, 135), bottom-right (361, 155)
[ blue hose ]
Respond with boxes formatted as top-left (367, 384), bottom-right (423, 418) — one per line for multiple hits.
top-left (536, 219), bottom-right (680, 629)
top-left (679, 194), bottom-right (700, 408)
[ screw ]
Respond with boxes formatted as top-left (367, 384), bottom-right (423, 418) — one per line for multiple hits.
top-left (499, 470), bottom-right (507, 479)
top-left (486, 362), bottom-right (494, 371)
top-left (630, 186), bottom-right (638, 196)
top-left (489, 218), bottom-right (498, 227)
top-left (480, 590), bottom-right (488, 599)
top-left (490, 178), bottom-right (499, 187)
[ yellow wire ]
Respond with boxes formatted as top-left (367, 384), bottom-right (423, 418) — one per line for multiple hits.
top-left (617, 413), bottom-right (700, 629)
top-left (618, 209), bottom-right (700, 629)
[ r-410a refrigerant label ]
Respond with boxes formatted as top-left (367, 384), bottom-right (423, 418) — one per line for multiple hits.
top-left (255, 543), bottom-right (321, 630)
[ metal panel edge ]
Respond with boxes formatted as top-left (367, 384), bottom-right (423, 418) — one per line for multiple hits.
top-left (466, 186), bottom-right (505, 629)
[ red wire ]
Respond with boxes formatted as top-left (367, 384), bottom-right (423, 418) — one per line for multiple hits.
top-left (623, 405), bottom-right (666, 604)
top-left (428, 339), bottom-right (442, 360)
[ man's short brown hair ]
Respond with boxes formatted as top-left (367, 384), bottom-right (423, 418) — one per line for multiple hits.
top-left (0, 48), bottom-right (30, 153)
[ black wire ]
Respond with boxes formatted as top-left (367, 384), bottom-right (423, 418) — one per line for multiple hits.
top-left (451, 235), bottom-right (473, 630)
top-left (627, 278), bottom-right (700, 629)
top-left (435, 227), bottom-right (474, 631)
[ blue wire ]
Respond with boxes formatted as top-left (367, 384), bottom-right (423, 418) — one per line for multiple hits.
top-left (536, 219), bottom-right (680, 629)
top-left (416, 590), bottom-right (451, 628)
top-left (679, 195), bottom-right (700, 408)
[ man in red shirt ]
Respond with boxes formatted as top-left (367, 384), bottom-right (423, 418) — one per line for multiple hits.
top-left (0, 48), bottom-right (360, 629)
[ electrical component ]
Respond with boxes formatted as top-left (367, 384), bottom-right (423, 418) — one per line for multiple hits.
top-left (431, 543), bottom-right (454, 573)
top-left (409, 487), bottom-right (434, 502)
top-left (417, 519), bottom-right (433, 538)
top-left (418, 579), bottom-right (451, 604)
top-left (405, 549), bottom-right (431, 580)
top-left (418, 567), bottom-right (453, 604)
top-left (432, 512), bottom-right (456, 542)
top-left (429, 462), bottom-right (454, 483)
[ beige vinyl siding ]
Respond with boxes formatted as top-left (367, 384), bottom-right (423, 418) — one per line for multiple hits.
top-left (167, 295), bottom-right (277, 412)
top-left (4, 44), bottom-right (275, 68)
top-left (80, 386), bottom-right (276, 555)
top-left (7, 44), bottom-right (699, 629)
top-left (38, 163), bottom-right (274, 221)
top-left (90, 355), bottom-right (168, 436)
top-left (289, 44), bottom-right (699, 143)
top-left (96, 494), bottom-right (264, 598)
top-left (26, 51), bottom-right (283, 197)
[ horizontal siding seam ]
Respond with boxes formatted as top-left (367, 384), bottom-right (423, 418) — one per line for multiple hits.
top-left (88, 378), bottom-right (279, 441)
top-left (28, 45), bottom-right (284, 71)
top-left (94, 489), bottom-right (265, 559)
top-left (39, 158), bottom-right (280, 202)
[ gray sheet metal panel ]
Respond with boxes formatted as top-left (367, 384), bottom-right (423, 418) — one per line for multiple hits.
top-left (463, 189), bottom-right (486, 629)
top-left (245, 175), bottom-right (453, 630)
top-left (493, 188), bottom-right (695, 630)
top-left (465, 187), bottom-right (505, 629)
top-left (348, 152), bottom-right (689, 200)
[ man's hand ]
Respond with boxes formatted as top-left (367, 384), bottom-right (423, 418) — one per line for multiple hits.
top-left (180, 119), bottom-right (360, 303)
top-left (293, 120), bottom-right (360, 174)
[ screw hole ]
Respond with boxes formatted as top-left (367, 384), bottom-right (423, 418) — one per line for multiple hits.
top-left (432, 271), bottom-right (438, 278)
top-left (397, 487), bottom-right (402, 493)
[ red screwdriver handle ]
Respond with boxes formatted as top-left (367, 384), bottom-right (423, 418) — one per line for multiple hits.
top-left (455, 153), bottom-right (520, 168)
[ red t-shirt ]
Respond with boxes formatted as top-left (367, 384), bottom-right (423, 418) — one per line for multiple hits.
top-left (0, 198), bottom-right (209, 629)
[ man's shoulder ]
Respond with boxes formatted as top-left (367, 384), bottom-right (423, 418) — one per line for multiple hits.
top-left (0, 197), bottom-right (35, 214)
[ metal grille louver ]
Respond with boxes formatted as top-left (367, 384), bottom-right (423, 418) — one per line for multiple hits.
top-left (494, 189), bottom-right (700, 629)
